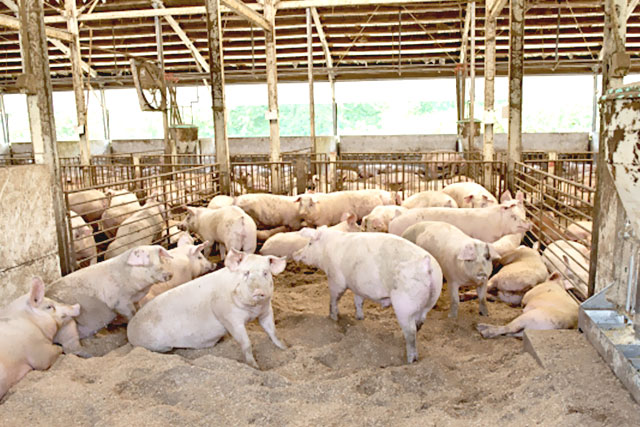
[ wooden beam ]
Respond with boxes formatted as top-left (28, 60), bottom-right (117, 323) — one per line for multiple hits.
top-left (628, 0), bottom-right (639, 21)
top-left (0, 0), bottom-right (17, 12)
top-left (489, 0), bottom-right (509, 19)
top-left (310, 7), bottom-right (334, 71)
top-left (204, 0), bottom-right (230, 194)
top-left (507, 0), bottom-right (525, 191)
top-left (49, 38), bottom-right (98, 78)
top-left (468, 2), bottom-right (476, 153)
top-left (222, 0), bottom-right (272, 32)
top-left (306, 8), bottom-right (316, 157)
top-left (264, 0), bottom-right (282, 193)
top-left (0, 13), bottom-right (73, 42)
top-left (460, 4), bottom-right (472, 64)
top-left (483, 0), bottom-right (497, 168)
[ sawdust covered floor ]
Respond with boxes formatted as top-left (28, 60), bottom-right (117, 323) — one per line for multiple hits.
top-left (1, 262), bottom-right (639, 426)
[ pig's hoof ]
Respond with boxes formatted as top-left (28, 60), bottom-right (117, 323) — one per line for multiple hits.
top-left (479, 307), bottom-right (489, 317)
top-left (73, 350), bottom-right (93, 359)
top-left (355, 314), bottom-right (364, 321)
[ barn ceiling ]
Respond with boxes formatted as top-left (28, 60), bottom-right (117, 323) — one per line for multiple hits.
top-left (0, 0), bottom-right (632, 92)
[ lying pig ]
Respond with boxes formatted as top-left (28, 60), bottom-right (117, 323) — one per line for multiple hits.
top-left (208, 195), bottom-right (235, 210)
top-left (402, 221), bottom-right (500, 318)
top-left (105, 193), bottom-right (165, 259)
top-left (491, 233), bottom-right (524, 257)
top-left (296, 190), bottom-right (384, 226)
top-left (67, 189), bottom-right (109, 223)
top-left (234, 193), bottom-right (302, 230)
top-left (260, 212), bottom-right (360, 259)
top-left (565, 221), bottom-right (592, 246)
top-left (0, 278), bottom-right (80, 399)
top-left (477, 272), bottom-right (578, 338)
top-left (401, 191), bottom-right (458, 209)
top-left (181, 206), bottom-right (257, 259)
top-left (487, 244), bottom-right (548, 305)
top-left (541, 240), bottom-right (590, 296)
top-left (101, 189), bottom-right (141, 238)
top-left (127, 250), bottom-right (287, 369)
top-left (137, 241), bottom-right (214, 307)
top-left (69, 210), bottom-right (97, 268)
top-left (442, 182), bottom-right (498, 208)
top-left (362, 206), bottom-right (407, 232)
top-left (293, 227), bottom-right (443, 363)
top-left (388, 203), bottom-right (531, 242)
top-left (46, 245), bottom-right (173, 356)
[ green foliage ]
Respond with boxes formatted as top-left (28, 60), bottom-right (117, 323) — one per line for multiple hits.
top-left (411, 100), bottom-right (456, 115)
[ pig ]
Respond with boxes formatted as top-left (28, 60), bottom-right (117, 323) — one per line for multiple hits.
top-left (421, 151), bottom-right (465, 179)
top-left (477, 272), bottom-right (578, 338)
top-left (541, 240), bottom-right (590, 296)
top-left (181, 206), bottom-right (257, 260)
top-left (388, 203), bottom-right (531, 242)
top-left (0, 278), bottom-right (80, 399)
top-left (127, 250), bottom-right (287, 369)
top-left (46, 245), bottom-right (174, 356)
top-left (360, 189), bottom-right (400, 206)
top-left (137, 241), bottom-right (214, 307)
top-left (256, 226), bottom-right (290, 241)
top-left (69, 210), bottom-right (97, 267)
top-left (565, 220), bottom-right (592, 246)
top-left (487, 244), bottom-right (549, 305)
top-left (293, 227), bottom-right (443, 363)
top-left (104, 193), bottom-right (166, 260)
top-left (442, 182), bottom-right (498, 208)
top-left (491, 233), bottom-right (524, 257)
top-left (67, 189), bottom-right (109, 223)
top-left (234, 193), bottom-right (303, 230)
top-left (401, 191), bottom-right (458, 209)
top-left (402, 221), bottom-right (500, 318)
top-left (362, 206), bottom-right (407, 232)
top-left (101, 189), bottom-right (142, 238)
top-left (208, 195), bottom-right (235, 210)
top-left (296, 190), bottom-right (384, 227)
top-left (260, 213), bottom-right (360, 259)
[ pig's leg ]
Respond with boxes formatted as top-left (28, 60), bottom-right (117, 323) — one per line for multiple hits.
top-left (477, 309), bottom-right (551, 338)
top-left (327, 276), bottom-right (347, 321)
top-left (54, 321), bottom-right (92, 358)
top-left (258, 306), bottom-right (287, 350)
top-left (224, 322), bottom-right (258, 369)
top-left (391, 292), bottom-right (419, 363)
top-left (114, 300), bottom-right (136, 321)
top-left (219, 243), bottom-right (227, 261)
top-left (28, 343), bottom-right (62, 371)
top-left (416, 307), bottom-right (429, 332)
top-left (477, 280), bottom-right (490, 317)
top-left (354, 294), bottom-right (365, 320)
top-left (448, 281), bottom-right (460, 318)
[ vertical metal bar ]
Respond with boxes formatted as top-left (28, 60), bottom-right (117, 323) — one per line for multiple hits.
top-left (306, 8), bottom-right (317, 159)
top-left (507, 0), bottom-right (524, 191)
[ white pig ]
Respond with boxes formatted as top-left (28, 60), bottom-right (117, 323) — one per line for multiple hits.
top-left (293, 227), bottom-right (443, 363)
top-left (541, 240), bottom-right (590, 296)
top-left (46, 245), bottom-right (174, 356)
top-left (477, 272), bottom-right (578, 338)
top-left (566, 220), bottom-right (592, 246)
top-left (69, 210), bottom-right (97, 268)
top-left (402, 221), bottom-right (500, 318)
top-left (208, 195), bottom-right (235, 210)
top-left (401, 191), bottom-right (458, 209)
top-left (491, 233), bottom-right (524, 257)
top-left (0, 278), bottom-right (80, 399)
top-left (234, 193), bottom-right (303, 230)
top-left (101, 189), bottom-right (142, 238)
top-left (181, 206), bottom-right (257, 260)
top-left (127, 250), bottom-right (287, 369)
top-left (442, 182), bottom-right (498, 208)
top-left (388, 203), bottom-right (531, 242)
top-left (296, 190), bottom-right (384, 226)
top-left (67, 189), bottom-right (109, 223)
top-left (362, 205), bottom-right (408, 232)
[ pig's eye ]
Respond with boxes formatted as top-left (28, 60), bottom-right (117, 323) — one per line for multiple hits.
top-left (263, 270), bottom-right (268, 277)
top-left (243, 271), bottom-right (250, 279)
top-left (46, 304), bottom-right (54, 310)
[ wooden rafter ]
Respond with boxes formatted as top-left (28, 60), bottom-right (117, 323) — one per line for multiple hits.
top-left (0, 13), bottom-right (73, 42)
top-left (222, 0), bottom-right (272, 32)
top-left (310, 7), bottom-right (334, 71)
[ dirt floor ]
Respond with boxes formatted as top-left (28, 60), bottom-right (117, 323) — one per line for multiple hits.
top-left (1, 261), bottom-right (639, 426)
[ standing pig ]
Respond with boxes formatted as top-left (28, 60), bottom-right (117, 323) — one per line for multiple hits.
top-left (0, 278), bottom-right (80, 399)
top-left (296, 190), bottom-right (384, 227)
top-left (388, 203), bottom-right (531, 242)
top-left (487, 244), bottom-right (549, 305)
top-left (46, 245), bottom-right (174, 356)
top-left (101, 189), bottom-right (142, 238)
top-left (401, 191), bottom-right (458, 209)
top-left (362, 205), bottom-right (407, 232)
top-left (127, 250), bottom-right (287, 369)
top-left (442, 182), bottom-right (498, 208)
top-left (181, 206), bottom-right (257, 260)
top-left (137, 241), bottom-right (214, 307)
top-left (69, 210), bottom-right (97, 267)
top-left (234, 193), bottom-right (303, 230)
top-left (402, 221), bottom-right (500, 318)
top-left (293, 227), bottom-right (443, 363)
top-left (67, 189), bottom-right (109, 223)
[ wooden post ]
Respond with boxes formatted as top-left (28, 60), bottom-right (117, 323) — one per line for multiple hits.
top-left (507, 0), bottom-right (524, 191)
top-left (483, 0), bottom-right (497, 189)
top-left (264, 0), bottom-right (281, 194)
top-left (204, 0), bottom-right (231, 194)
top-left (18, 0), bottom-right (73, 275)
top-left (64, 0), bottom-right (90, 167)
top-left (306, 8), bottom-right (316, 158)
top-left (468, 2), bottom-right (476, 153)
top-left (153, 3), bottom-right (174, 165)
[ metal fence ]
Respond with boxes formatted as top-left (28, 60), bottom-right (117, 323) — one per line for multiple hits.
top-left (514, 161), bottom-right (594, 301)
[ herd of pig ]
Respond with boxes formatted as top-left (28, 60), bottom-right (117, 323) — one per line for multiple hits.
top-left (0, 182), bottom-right (592, 400)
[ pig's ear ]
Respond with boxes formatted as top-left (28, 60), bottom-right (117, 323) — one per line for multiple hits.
top-left (457, 243), bottom-right (477, 261)
top-left (393, 209), bottom-right (404, 220)
top-left (159, 247), bottom-right (173, 261)
top-left (127, 248), bottom-right (151, 266)
top-left (268, 256), bottom-right (287, 275)
top-left (515, 190), bottom-right (525, 203)
top-left (339, 212), bottom-right (351, 222)
top-left (463, 194), bottom-right (474, 204)
top-left (346, 212), bottom-right (357, 225)
top-left (29, 277), bottom-right (45, 307)
top-left (191, 242), bottom-right (209, 256)
top-left (549, 271), bottom-right (562, 281)
top-left (225, 249), bottom-right (245, 271)
top-left (487, 244), bottom-right (501, 260)
top-left (500, 190), bottom-right (513, 203)
top-left (482, 195), bottom-right (490, 201)
top-left (294, 196), bottom-right (302, 203)
top-left (186, 207), bottom-right (197, 216)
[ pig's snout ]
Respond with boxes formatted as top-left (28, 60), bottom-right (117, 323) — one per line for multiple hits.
top-left (177, 222), bottom-right (187, 231)
top-left (252, 289), bottom-right (267, 301)
top-left (519, 221), bottom-right (532, 232)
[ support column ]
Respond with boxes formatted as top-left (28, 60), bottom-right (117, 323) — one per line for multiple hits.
top-left (483, 1), bottom-right (497, 189)
top-left (153, 2), bottom-right (173, 161)
top-left (507, 0), bottom-right (524, 191)
top-left (204, 0), bottom-right (231, 194)
top-left (468, 2), bottom-right (476, 153)
top-left (17, 0), bottom-right (73, 275)
top-left (264, 0), bottom-right (281, 193)
top-left (0, 93), bottom-right (8, 146)
top-left (306, 8), bottom-right (316, 158)
top-left (64, 0), bottom-right (90, 166)
top-left (331, 76), bottom-right (338, 154)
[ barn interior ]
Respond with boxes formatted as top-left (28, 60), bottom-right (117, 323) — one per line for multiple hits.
top-left (1, 0), bottom-right (640, 424)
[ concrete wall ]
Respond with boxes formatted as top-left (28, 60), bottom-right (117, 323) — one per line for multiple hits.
top-left (0, 165), bottom-right (61, 305)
